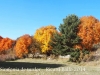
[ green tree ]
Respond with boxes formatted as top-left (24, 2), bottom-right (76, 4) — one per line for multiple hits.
top-left (50, 33), bottom-right (64, 56)
top-left (50, 15), bottom-right (81, 62)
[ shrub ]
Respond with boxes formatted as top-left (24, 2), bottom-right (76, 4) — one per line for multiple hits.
top-left (28, 36), bottom-right (41, 56)
top-left (0, 48), bottom-right (16, 62)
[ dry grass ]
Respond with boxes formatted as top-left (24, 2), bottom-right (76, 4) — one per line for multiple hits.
top-left (0, 58), bottom-right (100, 75)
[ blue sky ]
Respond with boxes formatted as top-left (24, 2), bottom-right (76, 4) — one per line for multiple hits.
top-left (0, 0), bottom-right (100, 40)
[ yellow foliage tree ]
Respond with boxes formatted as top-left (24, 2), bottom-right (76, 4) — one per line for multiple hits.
top-left (34, 25), bottom-right (58, 53)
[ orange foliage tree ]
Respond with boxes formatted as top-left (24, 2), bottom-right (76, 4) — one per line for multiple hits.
top-left (77, 16), bottom-right (100, 50)
top-left (0, 37), bottom-right (14, 54)
top-left (14, 34), bottom-right (32, 58)
top-left (34, 25), bottom-right (58, 53)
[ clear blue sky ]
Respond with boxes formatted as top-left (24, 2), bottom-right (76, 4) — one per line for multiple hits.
top-left (0, 0), bottom-right (100, 40)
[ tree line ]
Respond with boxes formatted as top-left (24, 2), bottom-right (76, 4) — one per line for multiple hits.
top-left (0, 15), bottom-right (100, 62)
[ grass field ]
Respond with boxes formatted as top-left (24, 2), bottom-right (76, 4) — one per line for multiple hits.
top-left (0, 58), bottom-right (100, 75)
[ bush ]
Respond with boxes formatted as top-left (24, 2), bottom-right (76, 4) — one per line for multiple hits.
top-left (0, 48), bottom-right (16, 62)
top-left (28, 37), bottom-right (41, 56)
top-left (69, 49), bottom-right (90, 62)
top-left (69, 49), bottom-right (80, 62)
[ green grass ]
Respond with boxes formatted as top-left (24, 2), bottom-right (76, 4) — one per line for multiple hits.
top-left (0, 58), bottom-right (100, 75)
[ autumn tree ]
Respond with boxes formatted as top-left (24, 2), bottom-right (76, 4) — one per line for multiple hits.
top-left (14, 34), bottom-right (32, 58)
top-left (0, 37), bottom-right (14, 54)
top-left (34, 25), bottom-right (58, 53)
top-left (77, 16), bottom-right (100, 50)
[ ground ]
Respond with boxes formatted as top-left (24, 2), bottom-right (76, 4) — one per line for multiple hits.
top-left (0, 58), bottom-right (100, 75)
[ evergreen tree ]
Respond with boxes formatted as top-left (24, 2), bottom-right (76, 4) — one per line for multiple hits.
top-left (50, 15), bottom-right (81, 62)
top-left (50, 33), bottom-right (65, 56)
top-left (59, 15), bottom-right (81, 47)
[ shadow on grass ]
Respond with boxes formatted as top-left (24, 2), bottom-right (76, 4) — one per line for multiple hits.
top-left (0, 62), bottom-right (65, 69)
